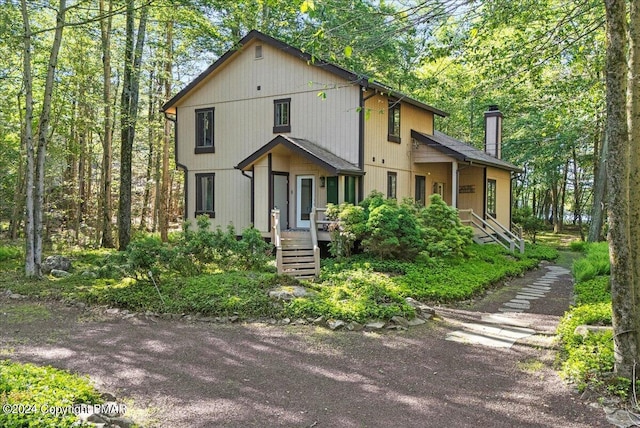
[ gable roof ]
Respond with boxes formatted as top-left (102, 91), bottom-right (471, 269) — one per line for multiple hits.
top-left (161, 30), bottom-right (447, 118)
top-left (411, 130), bottom-right (523, 172)
top-left (236, 135), bottom-right (364, 176)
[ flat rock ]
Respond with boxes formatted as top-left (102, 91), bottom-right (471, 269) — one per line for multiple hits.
top-left (365, 321), bottom-right (386, 330)
top-left (327, 319), bottom-right (345, 330)
top-left (574, 325), bottom-right (613, 337)
top-left (407, 318), bottom-right (426, 326)
top-left (346, 321), bottom-right (363, 331)
top-left (50, 269), bottom-right (71, 278)
top-left (391, 316), bottom-right (409, 327)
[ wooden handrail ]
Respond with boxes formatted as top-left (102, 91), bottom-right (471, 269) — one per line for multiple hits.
top-left (459, 208), bottom-right (524, 254)
top-left (271, 209), bottom-right (281, 248)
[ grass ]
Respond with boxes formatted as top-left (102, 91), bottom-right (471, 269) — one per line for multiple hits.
top-left (0, 360), bottom-right (103, 428)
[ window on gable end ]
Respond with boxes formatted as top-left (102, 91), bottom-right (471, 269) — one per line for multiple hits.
top-left (388, 99), bottom-right (401, 143)
top-left (195, 108), bottom-right (215, 154)
top-left (487, 179), bottom-right (497, 218)
top-left (273, 98), bottom-right (291, 133)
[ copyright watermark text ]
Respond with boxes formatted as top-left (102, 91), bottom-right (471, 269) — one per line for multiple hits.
top-left (2, 402), bottom-right (127, 417)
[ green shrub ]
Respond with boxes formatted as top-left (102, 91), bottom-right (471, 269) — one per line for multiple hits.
top-left (325, 203), bottom-right (367, 259)
top-left (560, 330), bottom-right (615, 391)
top-left (570, 240), bottom-right (587, 252)
top-left (419, 194), bottom-right (473, 258)
top-left (0, 360), bottom-right (102, 428)
top-left (513, 206), bottom-right (545, 243)
top-left (237, 226), bottom-right (273, 270)
top-left (362, 200), bottom-right (424, 260)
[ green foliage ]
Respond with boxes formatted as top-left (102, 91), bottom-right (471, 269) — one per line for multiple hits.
top-left (362, 200), bottom-right (424, 260)
top-left (572, 242), bottom-right (610, 282)
top-left (574, 276), bottom-right (611, 305)
top-left (512, 206), bottom-right (545, 243)
top-left (325, 203), bottom-right (366, 258)
top-left (557, 242), bottom-right (614, 393)
top-left (420, 194), bottom-right (473, 258)
top-left (0, 360), bottom-right (102, 428)
top-left (0, 246), bottom-right (21, 262)
top-left (285, 268), bottom-right (415, 323)
top-left (237, 226), bottom-right (274, 270)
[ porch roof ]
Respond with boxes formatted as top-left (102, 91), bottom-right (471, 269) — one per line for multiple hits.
top-left (235, 135), bottom-right (364, 176)
top-left (411, 130), bottom-right (523, 173)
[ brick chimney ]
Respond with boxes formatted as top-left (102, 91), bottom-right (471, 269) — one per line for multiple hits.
top-left (484, 105), bottom-right (503, 159)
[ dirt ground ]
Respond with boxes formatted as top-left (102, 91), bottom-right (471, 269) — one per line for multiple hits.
top-left (0, 256), bottom-right (611, 427)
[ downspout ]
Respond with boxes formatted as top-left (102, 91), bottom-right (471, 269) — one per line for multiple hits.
top-left (164, 110), bottom-right (188, 221)
top-left (240, 168), bottom-right (254, 225)
top-left (358, 85), bottom-right (377, 203)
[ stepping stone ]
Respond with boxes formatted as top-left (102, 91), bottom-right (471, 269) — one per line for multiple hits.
top-left (510, 299), bottom-right (531, 305)
top-left (503, 301), bottom-right (530, 310)
top-left (515, 294), bottom-right (539, 300)
top-left (482, 314), bottom-right (531, 327)
top-left (445, 322), bottom-right (535, 348)
top-left (520, 288), bottom-right (546, 296)
top-left (498, 307), bottom-right (523, 313)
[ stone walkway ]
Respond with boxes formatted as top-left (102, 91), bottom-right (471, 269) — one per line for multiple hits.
top-left (445, 265), bottom-right (571, 349)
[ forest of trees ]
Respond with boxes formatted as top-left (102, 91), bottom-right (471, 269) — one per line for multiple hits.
top-left (0, 0), bottom-right (608, 255)
top-left (3, 0), bottom-right (640, 382)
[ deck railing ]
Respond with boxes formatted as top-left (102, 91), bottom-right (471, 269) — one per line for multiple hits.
top-left (459, 209), bottom-right (525, 254)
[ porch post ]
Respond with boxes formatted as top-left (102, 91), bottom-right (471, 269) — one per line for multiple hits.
top-left (451, 161), bottom-right (458, 208)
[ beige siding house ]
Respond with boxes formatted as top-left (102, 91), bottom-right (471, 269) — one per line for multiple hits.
top-left (162, 30), bottom-right (521, 241)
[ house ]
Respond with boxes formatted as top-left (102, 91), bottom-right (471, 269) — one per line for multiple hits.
top-left (161, 30), bottom-right (523, 275)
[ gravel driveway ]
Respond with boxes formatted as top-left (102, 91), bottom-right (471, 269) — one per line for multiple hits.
top-left (0, 260), bottom-right (610, 427)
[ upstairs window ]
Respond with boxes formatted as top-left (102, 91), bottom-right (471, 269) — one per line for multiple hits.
top-left (255, 45), bottom-right (263, 59)
top-left (415, 175), bottom-right (426, 206)
top-left (273, 98), bottom-right (291, 133)
top-left (388, 99), bottom-right (401, 143)
top-left (195, 108), bottom-right (214, 154)
top-left (195, 173), bottom-right (215, 218)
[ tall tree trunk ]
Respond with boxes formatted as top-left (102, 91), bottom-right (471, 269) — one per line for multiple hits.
top-left (20, 0), bottom-right (36, 276)
top-left (159, 19), bottom-right (173, 242)
top-left (572, 147), bottom-right (585, 241)
top-left (628, 0), bottom-right (640, 378)
top-left (10, 93), bottom-right (26, 240)
top-left (34, 0), bottom-right (66, 273)
top-left (605, 0), bottom-right (635, 379)
top-left (140, 66), bottom-right (156, 232)
top-left (100, 0), bottom-right (115, 248)
top-left (588, 133), bottom-right (607, 242)
top-left (118, 0), bottom-right (148, 250)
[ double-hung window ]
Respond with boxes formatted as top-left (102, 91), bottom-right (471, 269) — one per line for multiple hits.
top-left (195, 108), bottom-right (214, 153)
top-left (195, 173), bottom-right (215, 218)
top-left (273, 98), bottom-right (291, 133)
top-left (388, 99), bottom-right (401, 143)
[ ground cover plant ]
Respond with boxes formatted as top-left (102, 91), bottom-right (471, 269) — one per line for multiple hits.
top-left (0, 237), bottom-right (557, 325)
top-left (556, 242), bottom-right (617, 395)
top-left (0, 360), bottom-right (103, 428)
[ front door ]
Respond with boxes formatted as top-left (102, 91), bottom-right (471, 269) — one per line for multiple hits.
top-left (296, 175), bottom-right (315, 228)
top-left (272, 173), bottom-right (289, 229)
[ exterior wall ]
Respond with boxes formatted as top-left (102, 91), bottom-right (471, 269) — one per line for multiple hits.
top-left (457, 166), bottom-right (485, 215)
top-left (487, 167), bottom-right (512, 226)
top-left (175, 39), bottom-right (360, 231)
top-left (362, 93), bottom-right (435, 200)
top-left (412, 163), bottom-right (452, 206)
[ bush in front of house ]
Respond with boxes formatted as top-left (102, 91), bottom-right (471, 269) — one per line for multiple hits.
top-left (512, 206), bottom-right (545, 243)
top-left (325, 192), bottom-right (473, 261)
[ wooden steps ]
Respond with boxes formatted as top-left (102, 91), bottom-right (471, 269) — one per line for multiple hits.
top-left (277, 230), bottom-right (319, 280)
